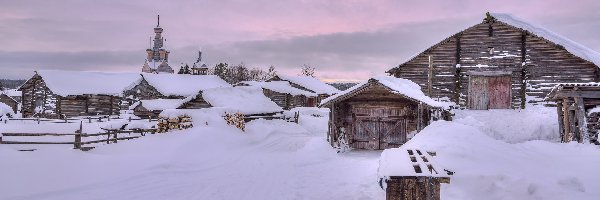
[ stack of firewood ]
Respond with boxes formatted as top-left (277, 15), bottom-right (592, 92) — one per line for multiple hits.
top-left (157, 114), bottom-right (193, 133)
top-left (224, 112), bottom-right (245, 131)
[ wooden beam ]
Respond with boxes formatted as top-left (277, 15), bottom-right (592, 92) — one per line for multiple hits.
top-left (555, 91), bottom-right (600, 99)
top-left (562, 101), bottom-right (571, 142)
top-left (556, 102), bottom-right (564, 140)
top-left (520, 33), bottom-right (527, 109)
top-left (574, 97), bottom-right (589, 144)
top-left (428, 55), bottom-right (433, 97)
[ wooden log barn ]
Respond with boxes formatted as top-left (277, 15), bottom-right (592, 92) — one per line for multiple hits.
top-left (387, 13), bottom-right (600, 110)
top-left (130, 99), bottom-right (183, 119)
top-left (124, 73), bottom-right (230, 100)
top-left (237, 81), bottom-right (317, 110)
top-left (178, 86), bottom-right (284, 120)
top-left (0, 93), bottom-right (18, 113)
top-left (18, 70), bottom-right (140, 118)
top-left (270, 75), bottom-right (341, 106)
top-left (546, 83), bottom-right (600, 144)
top-left (320, 76), bottom-right (444, 150)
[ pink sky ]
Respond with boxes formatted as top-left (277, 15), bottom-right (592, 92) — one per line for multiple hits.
top-left (1, 0), bottom-right (600, 81)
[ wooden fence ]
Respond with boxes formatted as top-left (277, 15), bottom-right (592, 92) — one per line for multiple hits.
top-left (3, 116), bottom-right (158, 124)
top-left (0, 124), bottom-right (157, 151)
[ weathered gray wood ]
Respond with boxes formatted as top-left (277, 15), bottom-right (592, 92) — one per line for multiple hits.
top-left (574, 97), bottom-right (589, 143)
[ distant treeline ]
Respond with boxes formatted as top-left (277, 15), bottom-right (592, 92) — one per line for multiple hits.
top-left (328, 82), bottom-right (358, 91)
top-left (0, 79), bottom-right (26, 90)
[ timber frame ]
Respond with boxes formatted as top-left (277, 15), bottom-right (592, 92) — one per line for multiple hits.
top-left (547, 83), bottom-right (600, 144)
top-left (387, 13), bottom-right (600, 109)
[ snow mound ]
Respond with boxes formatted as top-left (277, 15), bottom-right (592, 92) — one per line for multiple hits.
top-left (202, 86), bottom-right (283, 115)
top-left (142, 74), bottom-right (230, 97)
top-left (35, 70), bottom-right (141, 97)
top-left (240, 81), bottom-right (317, 96)
top-left (277, 75), bottom-right (340, 95)
top-left (399, 120), bottom-right (600, 200)
top-left (453, 106), bottom-right (559, 143)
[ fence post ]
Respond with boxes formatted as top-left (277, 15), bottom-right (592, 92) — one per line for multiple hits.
top-left (129, 116), bottom-right (132, 122)
top-left (37, 116), bottom-right (40, 124)
top-left (74, 121), bottom-right (82, 149)
top-left (88, 117), bottom-right (91, 123)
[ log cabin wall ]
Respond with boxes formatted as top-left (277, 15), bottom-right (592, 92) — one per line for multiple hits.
top-left (20, 74), bottom-right (59, 117)
top-left (262, 89), bottom-right (288, 109)
top-left (390, 19), bottom-right (599, 109)
top-left (123, 79), bottom-right (166, 100)
top-left (178, 93), bottom-right (212, 109)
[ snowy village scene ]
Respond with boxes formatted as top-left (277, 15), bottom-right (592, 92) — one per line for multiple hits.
top-left (2, 1), bottom-right (600, 200)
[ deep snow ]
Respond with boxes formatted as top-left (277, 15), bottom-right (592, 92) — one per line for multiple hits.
top-left (1, 107), bottom-right (598, 200)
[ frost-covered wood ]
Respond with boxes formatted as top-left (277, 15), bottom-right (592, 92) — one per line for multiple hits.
top-left (387, 13), bottom-right (600, 109)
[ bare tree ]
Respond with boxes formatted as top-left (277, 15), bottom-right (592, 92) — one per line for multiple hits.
top-left (300, 64), bottom-right (315, 77)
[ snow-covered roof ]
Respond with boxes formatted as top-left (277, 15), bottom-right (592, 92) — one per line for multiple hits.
top-left (32, 70), bottom-right (141, 97)
top-left (1, 89), bottom-right (21, 97)
top-left (320, 75), bottom-right (444, 107)
top-left (491, 13), bottom-right (600, 67)
top-left (240, 81), bottom-right (317, 97)
top-left (200, 86), bottom-right (283, 115)
top-left (546, 82), bottom-right (600, 100)
top-left (276, 75), bottom-right (340, 95)
top-left (135, 99), bottom-right (183, 111)
top-left (0, 102), bottom-right (15, 116)
top-left (142, 74), bottom-right (230, 97)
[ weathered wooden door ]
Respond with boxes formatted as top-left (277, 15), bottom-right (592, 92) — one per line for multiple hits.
top-left (379, 119), bottom-right (407, 149)
top-left (488, 76), bottom-right (512, 109)
top-left (353, 119), bottom-right (380, 150)
top-left (468, 75), bottom-right (511, 109)
top-left (468, 76), bottom-right (489, 110)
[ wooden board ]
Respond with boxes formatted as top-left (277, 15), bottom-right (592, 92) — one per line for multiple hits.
top-left (488, 76), bottom-right (512, 109)
top-left (468, 76), bottom-right (489, 110)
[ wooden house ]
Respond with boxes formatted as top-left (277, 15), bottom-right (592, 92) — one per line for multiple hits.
top-left (131, 99), bottom-right (183, 119)
top-left (178, 86), bottom-right (283, 119)
top-left (124, 73), bottom-right (230, 100)
top-left (320, 76), bottom-right (444, 150)
top-left (237, 81), bottom-right (317, 110)
top-left (546, 83), bottom-right (600, 144)
top-left (270, 75), bottom-right (340, 106)
top-left (0, 93), bottom-right (18, 113)
top-left (18, 70), bottom-right (140, 118)
top-left (387, 13), bottom-right (600, 110)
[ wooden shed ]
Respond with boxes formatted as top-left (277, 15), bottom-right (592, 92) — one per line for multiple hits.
top-left (18, 70), bottom-right (140, 118)
top-left (0, 93), bottom-right (18, 113)
top-left (131, 99), bottom-right (183, 119)
top-left (124, 73), bottom-right (230, 100)
top-left (178, 86), bottom-right (283, 119)
top-left (237, 81), bottom-right (317, 110)
top-left (270, 75), bottom-right (341, 106)
top-left (546, 83), bottom-right (600, 144)
top-left (320, 76), bottom-right (444, 150)
top-left (387, 13), bottom-right (600, 110)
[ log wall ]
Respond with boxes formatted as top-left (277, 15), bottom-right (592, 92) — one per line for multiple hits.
top-left (390, 20), bottom-right (599, 109)
top-left (178, 93), bottom-right (212, 109)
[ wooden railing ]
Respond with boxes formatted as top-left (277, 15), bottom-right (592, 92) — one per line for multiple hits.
top-left (0, 127), bottom-right (157, 151)
top-left (3, 116), bottom-right (158, 124)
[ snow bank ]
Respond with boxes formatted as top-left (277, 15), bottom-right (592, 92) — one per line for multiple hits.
top-left (142, 74), bottom-right (230, 97)
top-left (277, 75), bottom-right (340, 95)
top-left (399, 121), bottom-right (600, 200)
top-left (138, 99), bottom-right (183, 110)
top-left (453, 106), bottom-right (559, 143)
top-left (240, 81), bottom-right (317, 96)
top-left (0, 102), bottom-right (15, 117)
top-left (36, 70), bottom-right (141, 97)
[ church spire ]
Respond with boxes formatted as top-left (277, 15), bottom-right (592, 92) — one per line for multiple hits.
top-left (157, 15), bottom-right (160, 27)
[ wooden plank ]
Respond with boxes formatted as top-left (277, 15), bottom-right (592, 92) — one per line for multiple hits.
top-left (428, 55), bottom-right (433, 96)
top-left (574, 97), bottom-right (589, 144)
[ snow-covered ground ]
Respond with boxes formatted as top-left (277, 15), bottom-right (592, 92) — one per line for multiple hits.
top-left (1, 107), bottom-right (598, 200)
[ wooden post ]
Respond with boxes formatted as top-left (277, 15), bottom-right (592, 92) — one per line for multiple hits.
top-left (417, 103), bottom-right (423, 132)
top-left (562, 100), bottom-right (571, 142)
top-left (454, 35), bottom-right (462, 105)
top-left (428, 55), bottom-right (433, 97)
top-left (556, 102), bottom-right (565, 141)
top-left (74, 121), bottom-right (82, 149)
top-left (574, 97), bottom-right (589, 144)
top-left (129, 116), bottom-right (132, 122)
top-left (520, 33), bottom-right (527, 109)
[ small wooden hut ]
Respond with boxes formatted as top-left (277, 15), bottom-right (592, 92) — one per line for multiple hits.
top-left (270, 75), bottom-right (340, 106)
top-left (18, 70), bottom-right (139, 118)
top-left (178, 86), bottom-right (283, 119)
top-left (131, 99), bottom-right (183, 119)
top-left (546, 83), bottom-right (600, 144)
top-left (0, 93), bottom-right (18, 113)
top-left (320, 76), bottom-right (444, 150)
top-left (124, 73), bottom-right (230, 100)
top-left (237, 81), bottom-right (317, 110)
top-left (387, 13), bottom-right (600, 109)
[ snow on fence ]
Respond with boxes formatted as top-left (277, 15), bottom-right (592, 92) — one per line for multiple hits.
top-left (378, 148), bottom-right (453, 200)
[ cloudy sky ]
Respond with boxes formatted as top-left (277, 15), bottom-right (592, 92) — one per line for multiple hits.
top-left (1, 0), bottom-right (600, 82)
